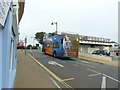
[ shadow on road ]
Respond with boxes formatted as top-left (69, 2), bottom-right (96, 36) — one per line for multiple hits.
top-left (56, 57), bottom-right (77, 61)
top-left (28, 50), bottom-right (77, 62)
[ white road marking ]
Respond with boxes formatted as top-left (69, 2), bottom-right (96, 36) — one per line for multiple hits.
top-left (103, 74), bottom-right (120, 83)
top-left (54, 62), bottom-right (64, 67)
top-left (101, 76), bottom-right (106, 89)
top-left (87, 68), bottom-right (120, 85)
top-left (48, 61), bottom-right (64, 67)
top-left (72, 64), bottom-right (79, 67)
top-left (81, 61), bottom-right (89, 63)
top-left (79, 63), bottom-right (96, 68)
top-left (48, 61), bottom-right (56, 65)
top-left (50, 77), bottom-right (61, 88)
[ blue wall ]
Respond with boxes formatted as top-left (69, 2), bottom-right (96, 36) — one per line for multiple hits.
top-left (2, 4), bottom-right (18, 88)
top-left (0, 28), bottom-right (2, 90)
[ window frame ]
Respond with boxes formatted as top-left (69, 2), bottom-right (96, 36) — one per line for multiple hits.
top-left (9, 32), bottom-right (14, 71)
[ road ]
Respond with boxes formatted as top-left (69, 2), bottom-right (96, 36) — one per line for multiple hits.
top-left (28, 50), bottom-right (120, 89)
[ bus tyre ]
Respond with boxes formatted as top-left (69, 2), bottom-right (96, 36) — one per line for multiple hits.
top-left (44, 50), bottom-right (46, 54)
top-left (53, 51), bottom-right (57, 57)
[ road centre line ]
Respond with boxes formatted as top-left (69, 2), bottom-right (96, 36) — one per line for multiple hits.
top-left (81, 61), bottom-right (89, 63)
top-left (72, 64), bottom-right (79, 67)
top-left (78, 63), bottom-right (96, 68)
top-left (101, 76), bottom-right (106, 89)
top-left (87, 68), bottom-right (120, 83)
top-left (28, 53), bottom-right (73, 89)
top-left (102, 74), bottom-right (120, 83)
top-left (73, 61), bottom-right (96, 68)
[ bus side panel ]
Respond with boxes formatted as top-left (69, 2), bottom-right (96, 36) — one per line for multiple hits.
top-left (52, 44), bottom-right (63, 57)
top-left (45, 47), bottom-right (52, 55)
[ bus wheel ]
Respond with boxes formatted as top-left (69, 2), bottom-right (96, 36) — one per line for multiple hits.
top-left (44, 50), bottom-right (46, 54)
top-left (53, 51), bottom-right (57, 57)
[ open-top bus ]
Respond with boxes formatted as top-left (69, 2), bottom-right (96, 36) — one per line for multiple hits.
top-left (42, 33), bottom-right (79, 58)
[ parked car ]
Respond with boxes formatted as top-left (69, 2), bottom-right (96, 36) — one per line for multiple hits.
top-left (109, 49), bottom-right (120, 56)
top-left (92, 50), bottom-right (110, 56)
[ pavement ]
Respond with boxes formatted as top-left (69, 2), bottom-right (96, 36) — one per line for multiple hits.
top-left (14, 50), bottom-right (57, 88)
top-left (79, 56), bottom-right (120, 66)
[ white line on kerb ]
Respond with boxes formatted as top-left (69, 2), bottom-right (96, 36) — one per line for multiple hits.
top-left (50, 77), bottom-right (61, 88)
top-left (103, 74), bottom-right (120, 83)
top-left (101, 76), bottom-right (106, 89)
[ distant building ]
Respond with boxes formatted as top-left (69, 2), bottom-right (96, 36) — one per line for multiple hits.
top-left (60, 32), bottom-right (117, 53)
top-left (0, 0), bottom-right (25, 88)
top-left (79, 35), bottom-right (117, 53)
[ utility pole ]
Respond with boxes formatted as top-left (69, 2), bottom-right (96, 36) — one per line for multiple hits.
top-left (25, 36), bottom-right (27, 56)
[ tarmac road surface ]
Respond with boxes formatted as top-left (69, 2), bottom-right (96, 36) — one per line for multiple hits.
top-left (28, 50), bottom-right (120, 89)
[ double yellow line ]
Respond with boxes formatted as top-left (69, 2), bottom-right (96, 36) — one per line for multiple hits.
top-left (28, 53), bottom-right (73, 89)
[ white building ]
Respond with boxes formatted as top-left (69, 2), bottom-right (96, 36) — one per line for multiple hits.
top-left (79, 35), bottom-right (117, 53)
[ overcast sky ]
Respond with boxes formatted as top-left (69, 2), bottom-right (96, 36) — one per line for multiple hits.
top-left (19, 0), bottom-right (119, 45)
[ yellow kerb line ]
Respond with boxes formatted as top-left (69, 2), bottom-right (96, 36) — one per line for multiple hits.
top-left (87, 69), bottom-right (101, 73)
top-left (89, 73), bottom-right (101, 77)
top-left (28, 53), bottom-right (73, 89)
top-left (61, 78), bottom-right (74, 82)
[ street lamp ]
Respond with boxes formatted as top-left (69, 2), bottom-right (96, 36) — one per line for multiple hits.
top-left (25, 36), bottom-right (27, 56)
top-left (51, 22), bottom-right (57, 34)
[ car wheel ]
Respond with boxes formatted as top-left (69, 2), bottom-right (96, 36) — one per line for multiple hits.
top-left (99, 54), bottom-right (103, 56)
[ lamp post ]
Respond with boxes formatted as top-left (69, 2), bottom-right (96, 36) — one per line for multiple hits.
top-left (25, 36), bottom-right (27, 56)
top-left (51, 22), bottom-right (57, 34)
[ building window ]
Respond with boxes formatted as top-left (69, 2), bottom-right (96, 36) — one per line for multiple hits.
top-left (9, 34), bottom-right (14, 71)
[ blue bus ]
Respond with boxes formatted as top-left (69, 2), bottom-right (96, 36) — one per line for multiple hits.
top-left (42, 33), bottom-right (79, 58)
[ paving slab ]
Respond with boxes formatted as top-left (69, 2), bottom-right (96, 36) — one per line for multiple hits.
top-left (79, 56), bottom-right (120, 66)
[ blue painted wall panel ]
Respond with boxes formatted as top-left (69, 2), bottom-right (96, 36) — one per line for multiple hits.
top-left (2, 5), bottom-right (17, 88)
top-left (0, 29), bottom-right (2, 90)
top-left (2, 8), bottom-right (13, 88)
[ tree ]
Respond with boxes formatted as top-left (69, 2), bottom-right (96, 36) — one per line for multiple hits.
top-left (32, 46), bottom-right (38, 49)
top-left (35, 32), bottom-right (45, 45)
top-left (26, 45), bottom-right (32, 49)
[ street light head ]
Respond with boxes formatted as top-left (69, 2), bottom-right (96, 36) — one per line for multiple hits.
top-left (51, 23), bottom-right (53, 25)
top-left (51, 22), bottom-right (57, 34)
